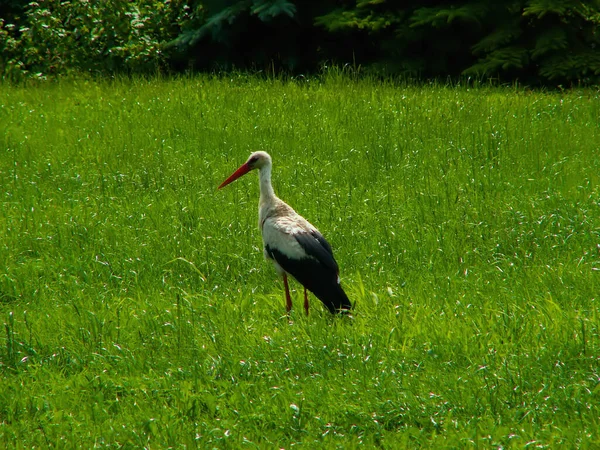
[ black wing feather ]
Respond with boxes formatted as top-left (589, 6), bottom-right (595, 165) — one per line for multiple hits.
top-left (294, 231), bottom-right (339, 274)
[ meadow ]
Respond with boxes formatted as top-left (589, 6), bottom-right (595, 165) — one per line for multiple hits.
top-left (0, 73), bottom-right (599, 448)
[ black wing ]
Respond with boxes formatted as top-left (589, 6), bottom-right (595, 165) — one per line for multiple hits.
top-left (293, 230), bottom-right (339, 274)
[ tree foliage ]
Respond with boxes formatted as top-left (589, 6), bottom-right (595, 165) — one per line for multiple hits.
top-left (315, 0), bottom-right (600, 83)
top-left (1, 0), bottom-right (599, 84)
top-left (168, 0), bottom-right (333, 72)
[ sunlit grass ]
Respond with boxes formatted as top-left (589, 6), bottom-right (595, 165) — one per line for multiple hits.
top-left (1, 74), bottom-right (599, 447)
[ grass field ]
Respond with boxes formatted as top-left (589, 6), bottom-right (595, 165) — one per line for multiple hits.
top-left (1, 73), bottom-right (599, 448)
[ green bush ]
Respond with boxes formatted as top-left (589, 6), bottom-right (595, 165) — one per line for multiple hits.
top-left (0, 0), bottom-right (201, 80)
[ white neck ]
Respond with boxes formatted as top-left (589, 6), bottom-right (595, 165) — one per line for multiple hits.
top-left (258, 163), bottom-right (276, 203)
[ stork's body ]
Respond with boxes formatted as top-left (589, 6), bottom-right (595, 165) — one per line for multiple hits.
top-left (218, 151), bottom-right (352, 314)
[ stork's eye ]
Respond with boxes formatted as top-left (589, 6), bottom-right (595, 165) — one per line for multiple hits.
top-left (249, 156), bottom-right (259, 164)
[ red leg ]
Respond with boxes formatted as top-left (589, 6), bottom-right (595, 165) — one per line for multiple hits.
top-left (283, 273), bottom-right (292, 313)
top-left (304, 287), bottom-right (309, 316)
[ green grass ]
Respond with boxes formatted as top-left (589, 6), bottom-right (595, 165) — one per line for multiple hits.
top-left (1, 73), bottom-right (599, 448)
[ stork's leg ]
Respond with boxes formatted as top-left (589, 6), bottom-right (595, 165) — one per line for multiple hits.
top-left (303, 287), bottom-right (309, 316)
top-left (283, 273), bottom-right (292, 313)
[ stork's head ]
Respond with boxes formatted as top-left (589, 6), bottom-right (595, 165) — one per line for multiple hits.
top-left (218, 151), bottom-right (272, 189)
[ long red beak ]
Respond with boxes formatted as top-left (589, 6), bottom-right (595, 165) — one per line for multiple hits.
top-left (218, 163), bottom-right (252, 189)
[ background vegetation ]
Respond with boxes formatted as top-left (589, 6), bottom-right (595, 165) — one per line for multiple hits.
top-left (1, 74), bottom-right (599, 446)
top-left (2, 0), bottom-right (600, 84)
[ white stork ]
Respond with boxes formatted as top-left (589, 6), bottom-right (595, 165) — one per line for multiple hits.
top-left (218, 151), bottom-right (352, 315)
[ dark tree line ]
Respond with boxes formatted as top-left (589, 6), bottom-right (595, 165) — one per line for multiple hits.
top-left (1, 0), bottom-right (599, 85)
